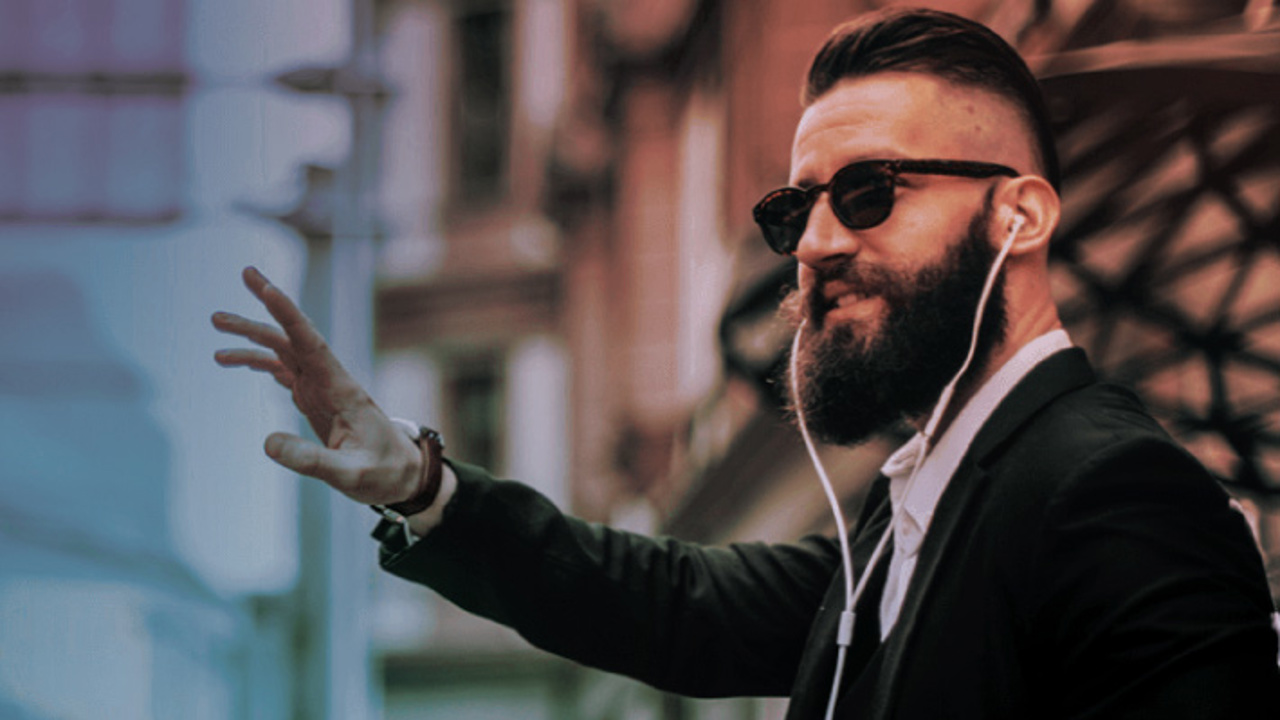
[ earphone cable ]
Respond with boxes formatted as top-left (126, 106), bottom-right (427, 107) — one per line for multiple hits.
top-left (791, 215), bottom-right (1023, 720)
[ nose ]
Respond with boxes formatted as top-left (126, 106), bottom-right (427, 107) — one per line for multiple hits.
top-left (793, 194), bottom-right (861, 269)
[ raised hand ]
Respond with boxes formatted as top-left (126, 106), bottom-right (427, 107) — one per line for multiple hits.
top-left (212, 266), bottom-right (424, 506)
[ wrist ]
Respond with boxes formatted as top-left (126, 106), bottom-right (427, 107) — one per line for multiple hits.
top-left (405, 462), bottom-right (458, 536)
top-left (386, 425), bottom-right (445, 517)
top-left (371, 420), bottom-right (447, 549)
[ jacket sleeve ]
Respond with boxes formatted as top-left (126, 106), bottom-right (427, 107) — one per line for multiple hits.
top-left (1030, 436), bottom-right (1280, 719)
top-left (379, 459), bottom-right (843, 698)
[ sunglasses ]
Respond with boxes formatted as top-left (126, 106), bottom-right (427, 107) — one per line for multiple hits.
top-left (752, 159), bottom-right (1020, 255)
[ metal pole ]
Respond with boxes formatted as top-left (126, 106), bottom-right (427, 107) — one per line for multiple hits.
top-left (294, 0), bottom-right (386, 718)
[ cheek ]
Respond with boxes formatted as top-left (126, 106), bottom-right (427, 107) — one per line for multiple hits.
top-left (878, 204), bottom-right (971, 266)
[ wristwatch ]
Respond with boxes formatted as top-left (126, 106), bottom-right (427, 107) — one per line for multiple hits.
top-left (370, 423), bottom-right (445, 548)
top-left (389, 425), bottom-right (446, 516)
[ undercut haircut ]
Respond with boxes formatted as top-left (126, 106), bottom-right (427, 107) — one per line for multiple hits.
top-left (804, 7), bottom-right (1061, 192)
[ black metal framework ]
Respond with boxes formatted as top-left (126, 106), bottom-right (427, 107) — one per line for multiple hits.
top-left (1042, 62), bottom-right (1280, 500)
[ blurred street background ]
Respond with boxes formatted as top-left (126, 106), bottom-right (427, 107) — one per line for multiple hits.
top-left (1, 0), bottom-right (1278, 718)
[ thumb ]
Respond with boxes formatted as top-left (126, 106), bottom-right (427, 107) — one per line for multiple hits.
top-left (264, 432), bottom-right (361, 488)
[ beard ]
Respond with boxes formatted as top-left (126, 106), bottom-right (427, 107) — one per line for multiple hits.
top-left (783, 203), bottom-right (1008, 446)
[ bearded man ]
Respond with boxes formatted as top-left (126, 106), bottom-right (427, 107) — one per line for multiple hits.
top-left (214, 8), bottom-right (1280, 719)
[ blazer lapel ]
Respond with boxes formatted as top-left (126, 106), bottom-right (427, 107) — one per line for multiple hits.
top-left (870, 348), bottom-right (1096, 715)
top-left (845, 477), bottom-right (895, 671)
top-left (966, 348), bottom-right (1096, 465)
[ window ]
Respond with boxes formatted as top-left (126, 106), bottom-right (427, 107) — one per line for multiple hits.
top-left (0, 0), bottom-right (187, 223)
top-left (443, 352), bottom-right (506, 473)
top-left (451, 2), bottom-right (511, 207)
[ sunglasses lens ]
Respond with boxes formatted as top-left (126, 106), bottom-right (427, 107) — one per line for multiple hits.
top-left (753, 189), bottom-right (811, 255)
top-left (752, 163), bottom-right (900, 255)
top-left (831, 167), bottom-right (894, 230)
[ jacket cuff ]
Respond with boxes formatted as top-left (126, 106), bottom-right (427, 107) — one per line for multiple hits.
top-left (374, 458), bottom-right (486, 567)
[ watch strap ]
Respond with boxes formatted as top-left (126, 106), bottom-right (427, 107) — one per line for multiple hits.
top-left (370, 424), bottom-right (445, 526)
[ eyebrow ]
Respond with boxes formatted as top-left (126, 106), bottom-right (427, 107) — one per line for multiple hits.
top-left (791, 154), bottom-right (907, 189)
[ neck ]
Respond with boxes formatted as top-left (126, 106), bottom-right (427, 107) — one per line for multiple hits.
top-left (908, 300), bottom-right (1062, 442)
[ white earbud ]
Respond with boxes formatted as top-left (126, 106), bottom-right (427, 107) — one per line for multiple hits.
top-left (1005, 212), bottom-right (1025, 247)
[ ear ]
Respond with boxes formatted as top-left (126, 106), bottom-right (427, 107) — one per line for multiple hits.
top-left (991, 175), bottom-right (1059, 257)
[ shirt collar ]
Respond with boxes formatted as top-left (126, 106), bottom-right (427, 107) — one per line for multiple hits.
top-left (880, 329), bottom-right (1074, 551)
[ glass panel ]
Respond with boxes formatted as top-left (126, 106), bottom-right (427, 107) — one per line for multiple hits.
top-left (27, 0), bottom-right (113, 73)
top-left (24, 94), bottom-right (109, 218)
top-left (0, 0), bottom-right (34, 71)
top-left (105, 95), bottom-right (183, 218)
top-left (0, 0), bottom-right (186, 223)
top-left (110, 0), bottom-right (185, 71)
top-left (0, 96), bottom-right (25, 218)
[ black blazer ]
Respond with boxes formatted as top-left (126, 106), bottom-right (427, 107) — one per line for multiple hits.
top-left (383, 349), bottom-right (1280, 718)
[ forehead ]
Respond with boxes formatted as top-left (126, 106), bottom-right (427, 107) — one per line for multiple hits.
top-left (789, 72), bottom-right (1030, 185)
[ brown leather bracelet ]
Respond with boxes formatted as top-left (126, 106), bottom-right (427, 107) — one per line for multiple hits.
top-left (383, 426), bottom-right (445, 517)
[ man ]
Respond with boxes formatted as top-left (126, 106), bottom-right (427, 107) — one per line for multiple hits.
top-left (214, 8), bottom-right (1280, 718)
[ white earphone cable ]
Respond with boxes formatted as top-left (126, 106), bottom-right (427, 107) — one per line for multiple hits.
top-left (792, 214), bottom-right (1023, 720)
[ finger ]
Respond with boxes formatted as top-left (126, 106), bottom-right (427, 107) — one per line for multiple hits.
top-left (215, 348), bottom-right (284, 371)
top-left (242, 267), bottom-right (363, 398)
top-left (242, 267), bottom-right (330, 361)
top-left (210, 312), bottom-right (296, 362)
top-left (214, 349), bottom-right (297, 388)
top-left (271, 368), bottom-right (298, 389)
top-left (264, 432), bottom-right (366, 491)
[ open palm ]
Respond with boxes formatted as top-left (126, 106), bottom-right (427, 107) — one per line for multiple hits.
top-left (212, 266), bottom-right (423, 506)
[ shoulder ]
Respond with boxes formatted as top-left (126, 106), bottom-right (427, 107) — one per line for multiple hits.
top-left (970, 379), bottom-right (1248, 571)
top-left (986, 380), bottom-right (1270, 617)
top-left (987, 379), bottom-right (1216, 499)
top-left (986, 385), bottom-right (1276, 665)
top-left (1009, 379), bottom-right (1168, 459)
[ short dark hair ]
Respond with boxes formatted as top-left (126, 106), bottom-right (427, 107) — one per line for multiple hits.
top-left (804, 8), bottom-right (1061, 192)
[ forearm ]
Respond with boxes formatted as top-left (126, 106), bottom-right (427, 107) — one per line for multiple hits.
top-left (379, 460), bottom-right (838, 697)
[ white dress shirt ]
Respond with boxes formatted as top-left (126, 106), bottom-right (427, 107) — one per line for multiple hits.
top-left (877, 329), bottom-right (1074, 638)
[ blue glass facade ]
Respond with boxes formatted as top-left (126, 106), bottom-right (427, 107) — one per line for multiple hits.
top-left (0, 1), bottom-right (373, 717)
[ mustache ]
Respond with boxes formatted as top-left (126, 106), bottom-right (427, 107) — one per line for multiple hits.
top-left (779, 258), bottom-right (914, 327)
